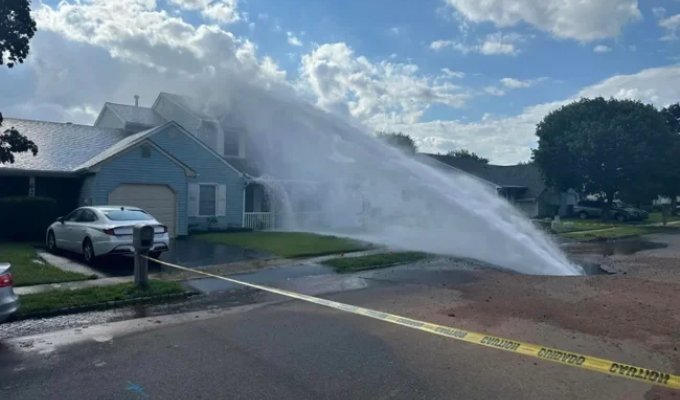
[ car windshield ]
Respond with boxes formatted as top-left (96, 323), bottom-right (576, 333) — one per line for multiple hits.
top-left (102, 209), bottom-right (153, 221)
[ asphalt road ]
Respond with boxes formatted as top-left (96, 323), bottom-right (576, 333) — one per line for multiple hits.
top-left (0, 282), bottom-right (665, 400)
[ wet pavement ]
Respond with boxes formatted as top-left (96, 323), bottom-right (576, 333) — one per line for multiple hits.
top-left (160, 237), bottom-right (271, 267)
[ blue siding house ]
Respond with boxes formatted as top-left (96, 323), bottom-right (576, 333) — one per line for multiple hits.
top-left (0, 93), bottom-right (266, 237)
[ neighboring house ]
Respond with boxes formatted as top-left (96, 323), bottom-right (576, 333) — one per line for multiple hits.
top-left (420, 154), bottom-right (578, 218)
top-left (0, 93), bottom-right (272, 237)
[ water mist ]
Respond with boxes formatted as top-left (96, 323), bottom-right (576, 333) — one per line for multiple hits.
top-left (191, 82), bottom-right (582, 276)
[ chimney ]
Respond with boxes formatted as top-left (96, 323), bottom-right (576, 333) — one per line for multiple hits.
top-left (134, 95), bottom-right (139, 107)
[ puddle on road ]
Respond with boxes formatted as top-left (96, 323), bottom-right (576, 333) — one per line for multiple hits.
top-left (579, 263), bottom-right (612, 275)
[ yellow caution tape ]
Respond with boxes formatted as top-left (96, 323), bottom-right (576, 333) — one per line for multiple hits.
top-left (148, 256), bottom-right (680, 390)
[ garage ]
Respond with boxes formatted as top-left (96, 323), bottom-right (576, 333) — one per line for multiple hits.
top-left (108, 184), bottom-right (177, 237)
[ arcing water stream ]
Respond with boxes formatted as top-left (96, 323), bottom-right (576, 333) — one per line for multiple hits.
top-left (197, 82), bottom-right (582, 276)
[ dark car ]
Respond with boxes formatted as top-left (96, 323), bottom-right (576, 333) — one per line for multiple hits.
top-left (573, 200), bottom-right (648, 222)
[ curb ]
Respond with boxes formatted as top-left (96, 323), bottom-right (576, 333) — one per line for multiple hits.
top-left (13, 291), bottom-right (199, 321)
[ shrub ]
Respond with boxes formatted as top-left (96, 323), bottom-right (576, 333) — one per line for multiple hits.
top-left (0, 196), bottom-right (59, 241)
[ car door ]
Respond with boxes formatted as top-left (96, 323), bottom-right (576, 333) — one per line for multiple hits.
top-left (51, 209), bottom-right (78, 250)
top-left (60, 209), bottom-right (84, 251)
top-left (69, 209), bottom-right (98, 254)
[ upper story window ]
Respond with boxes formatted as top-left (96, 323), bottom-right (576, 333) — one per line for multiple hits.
top-left (141, 144), bottom-right (151, 158)
top-left (224, 131), bottom-right (240, 157)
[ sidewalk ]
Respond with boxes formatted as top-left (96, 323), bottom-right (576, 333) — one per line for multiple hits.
top-left (15, 276), bottom-right (132, 295)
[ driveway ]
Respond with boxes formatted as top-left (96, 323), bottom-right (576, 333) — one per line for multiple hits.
top-left (43, 236), bottom-right (272, 277)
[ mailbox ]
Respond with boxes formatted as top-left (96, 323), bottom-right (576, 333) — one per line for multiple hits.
top-left (133, 224), bottom-right (155, 252)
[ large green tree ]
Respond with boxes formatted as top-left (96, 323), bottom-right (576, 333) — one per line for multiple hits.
top-left (657, 103), bottom-right (680, 213)
top-left (533, 97), bottom-right (674, 214)
top-left (377, 131), bottom-right (417, 155)
top-left (1, 0), bottom-right (38, 164)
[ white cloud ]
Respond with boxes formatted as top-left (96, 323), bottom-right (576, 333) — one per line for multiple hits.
top-left (168, 0), bottom-right (240, 24)
top-left (430, 32), bottom-right (522, 55)
top-left (386, 65), bottom-right (680, 164)
top-left (484, 86), bottom-right (506, 96)
top-left (593, 45), bottom-right (612, 53)
top-left (652, 7), bottom-right (666, 18)
top-left (444, 0), bottom-right (641, 42)
top-left (659, 14), bottom-right (680, 41)
top-left (500, 77), bottom-right (530, 88)
top-left (430, 40), bottom-right (454, 50)
top-left (3, 0), bottom-right (284, 123)
top-left (299, 43), bottom-right (469, 124)
top-left (441, 68), bottom-right (465, 78)
top-left (287, 32), bottom-right (303, 47)
top-left (33, 0), bottom-right (277, 79)
top-left (202, 0), bottom-right (240, 24)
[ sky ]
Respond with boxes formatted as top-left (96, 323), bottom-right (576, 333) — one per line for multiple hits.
top-left (1, 0), bottom-right (679, 164)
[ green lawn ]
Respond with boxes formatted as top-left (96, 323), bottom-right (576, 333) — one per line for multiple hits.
top-left (646, 212), bottom-right (680, 224)
top-left (0, 242), bottom-right (92, 286)
top-left (195, 231), bottom-right (370, 258)
top-left (559, 226), bottom-right (652, 240)
top-left (322, 252), bottom-right (428, 273)
top-left (17, 281), bottom-right (185, 316)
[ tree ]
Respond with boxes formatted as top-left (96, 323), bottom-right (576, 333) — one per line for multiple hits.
top-left (377, 132), bottom-right (417, 155)
top-left (657, 103), bottom-right (680, 215)
top-left (1, 0), bottom-right (38, 164)
top-left (445, 149), bottom-right (489, 164)
top-left (533, 97), bottom-right (674, 218)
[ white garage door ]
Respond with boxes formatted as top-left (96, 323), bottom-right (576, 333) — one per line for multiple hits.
top-left (108, 184), bottom-right (177, 237)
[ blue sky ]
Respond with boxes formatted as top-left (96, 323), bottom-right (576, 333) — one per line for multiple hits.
top-left (2, 0), bottom-right (679, 163)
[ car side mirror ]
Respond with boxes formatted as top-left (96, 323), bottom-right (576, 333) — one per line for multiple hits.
top-left (57, 217), bottom-right (64, 224)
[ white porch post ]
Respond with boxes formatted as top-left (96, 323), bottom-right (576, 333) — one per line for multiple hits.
top-left (241, 185), bottom-right (246, 228)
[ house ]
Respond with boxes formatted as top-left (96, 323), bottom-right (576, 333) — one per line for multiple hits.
top-left (419, 154), bottom-right (578, 218)
top-left (0, 93), bottom-right (273, 237)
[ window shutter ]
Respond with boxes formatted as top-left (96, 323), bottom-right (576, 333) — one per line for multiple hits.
top-left (216, 184), bottom-right (227, 216)
top-left (188, 183), bottom-right (200, 217)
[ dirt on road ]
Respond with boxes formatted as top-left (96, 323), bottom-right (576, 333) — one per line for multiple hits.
top-left (435, 233), bottom-right (680, 399)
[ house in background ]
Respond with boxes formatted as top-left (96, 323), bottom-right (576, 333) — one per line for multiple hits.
top-left (420, 154), bottom-right (578, 218)
top-left (0, 93), bottom-right (273, 237)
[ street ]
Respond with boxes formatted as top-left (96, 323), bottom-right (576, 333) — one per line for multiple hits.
top-left (1, 275), bottom-right (676, 400)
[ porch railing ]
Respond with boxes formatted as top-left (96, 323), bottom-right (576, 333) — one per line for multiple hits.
top-left (243, 212), bottom-right (275, 231)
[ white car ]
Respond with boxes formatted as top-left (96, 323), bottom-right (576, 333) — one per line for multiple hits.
top-left (46, 206), bottom-right (170, 263)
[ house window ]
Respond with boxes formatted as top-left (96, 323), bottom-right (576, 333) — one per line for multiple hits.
top-left (224, 132), bottom-right (240, 157)
top-left (199, 185), bottom-right (217, 216)
top-left (141, 144), bottom-right (151, 158)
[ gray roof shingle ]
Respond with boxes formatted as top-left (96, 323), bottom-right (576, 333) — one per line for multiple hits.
top-left (105, 103), bottom-right (167, 127)
top-left (0, 118), bottom-right (128, 172)
top-left (423, 154), bottom-right (547, 199)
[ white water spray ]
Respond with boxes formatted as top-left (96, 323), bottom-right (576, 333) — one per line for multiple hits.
top-left (195, 82), bottom-right (582, 276)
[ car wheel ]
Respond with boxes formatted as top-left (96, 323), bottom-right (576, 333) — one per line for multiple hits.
top-left (578, 211), bottom-right (589, 219)
top-left (148, 251), bottom-right (161, 260)
top-left (82, 239), bottom-right (96, 264)
top-left (615, 213), bottom-right (626, 223)
top-left (47, 231), bottom-right (58, 253)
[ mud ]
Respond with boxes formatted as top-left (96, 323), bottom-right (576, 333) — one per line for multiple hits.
top-left (444, 232), bottom-right (680, 399)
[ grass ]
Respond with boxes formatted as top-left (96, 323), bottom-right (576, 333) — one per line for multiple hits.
top-left (0, 242), bottom-right (92, 286)
top-left (322, 251), bottom-right (428, 273)
top-left (17, 280), bottom-right (185, 316)
top-left (646, 212), bottom-right (680, 224)
top-left (554, 218), bottom-right (617, 233)
top-left (559, 226), bottom-right (653, 240)
top-left (195, 231), bottom-right (369, 258)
